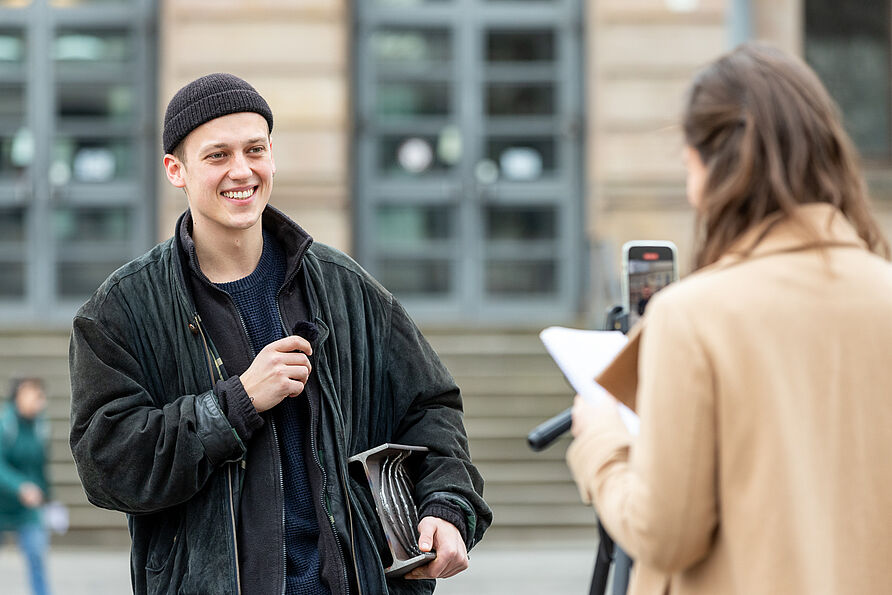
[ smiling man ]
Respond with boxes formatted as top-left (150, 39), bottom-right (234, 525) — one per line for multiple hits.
top-left (68, 73), bottom-right (490, 595)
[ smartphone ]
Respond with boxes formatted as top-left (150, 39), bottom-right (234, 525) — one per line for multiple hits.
top-left (622, 241), bottom-right (679, 328)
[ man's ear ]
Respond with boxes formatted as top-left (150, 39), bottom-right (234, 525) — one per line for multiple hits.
top-left (163, 154), bottom-right (187, 188)
top-left (269, 139), bottom-right (276, 177)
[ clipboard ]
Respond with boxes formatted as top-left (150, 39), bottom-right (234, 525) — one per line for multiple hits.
top-left (539, 326), bottom-right (640, 435)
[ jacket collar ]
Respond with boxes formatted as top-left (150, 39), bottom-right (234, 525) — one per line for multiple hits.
top-left (176, 205), bottom-right (314, 292)
top-left (712, 203), bottom-right (866, 271)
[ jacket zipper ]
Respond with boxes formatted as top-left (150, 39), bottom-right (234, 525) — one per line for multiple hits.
top-left (340, 462), bottom-right (364, 594)
top-left (274, 289), bottom-right (355, 595)
top-left (226, 465), bottom-right (243, 595)
top-left (193, 314), bottom-right (242, 595)
top-left (269, 417), bottom-right (288, 595)
top-left (307, 388), bottom-right (353, 595)
top-left (194, 314), bottom-right (223, 383)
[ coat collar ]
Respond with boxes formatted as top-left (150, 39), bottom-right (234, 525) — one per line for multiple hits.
top-left (712, 203), bottom-right (866, 271)
top-left (595, 204), bottom-right (867, 413)
top-left (176, 205), bottom-right (314, 292)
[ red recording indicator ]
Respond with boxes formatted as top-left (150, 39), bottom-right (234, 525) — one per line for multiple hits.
top-left (642, 252), bottom-right (660, 261)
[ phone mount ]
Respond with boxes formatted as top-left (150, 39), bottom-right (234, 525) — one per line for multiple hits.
top-left (604, 305), bottom-right (629, 334)
top-left (348, 443), bottom-right (437, 577)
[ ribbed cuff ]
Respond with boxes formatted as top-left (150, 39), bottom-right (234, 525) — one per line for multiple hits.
top-left (418, 500), bottom-right (469, 547)
top-left (214, 376), bottom-right (264, 442)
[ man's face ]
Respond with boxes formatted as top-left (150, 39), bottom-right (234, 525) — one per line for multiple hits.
top-left (163, 112), bottom-right (275, 239)
top-left (15, 381), bottom-right (46, 420)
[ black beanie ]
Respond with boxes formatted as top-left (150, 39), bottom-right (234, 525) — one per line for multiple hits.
top-left (162, 73), bottom-right (274, 155)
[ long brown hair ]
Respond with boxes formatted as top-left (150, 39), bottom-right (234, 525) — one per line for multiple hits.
top-left (684, 42), bottom-right (889, 268)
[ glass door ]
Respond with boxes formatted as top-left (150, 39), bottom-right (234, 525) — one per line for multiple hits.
top-left (0, 0), bottom-right (155, 323)
top-left (0, 4), bottom-right (30, 308)
top-left (355, 0), bottom-right (583, 324)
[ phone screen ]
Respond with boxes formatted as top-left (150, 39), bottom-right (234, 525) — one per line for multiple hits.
top-left (624, 243), bottom-right (677, 328)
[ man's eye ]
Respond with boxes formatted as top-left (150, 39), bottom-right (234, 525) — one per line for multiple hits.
top-left (207, 152), bottom-right (225, 160)
top-left (249, 146), bottom-right (265, 153)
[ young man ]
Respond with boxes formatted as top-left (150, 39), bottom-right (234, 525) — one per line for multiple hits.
top-left (68, 73), bottom-right (490, 595)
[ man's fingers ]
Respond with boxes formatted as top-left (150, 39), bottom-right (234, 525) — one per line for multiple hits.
top-left (276, 351), bottom-right (312, 371)
top-left (269, 334), bottom-right (313, 356)
top-left (405, 517), bottom-right (469, 580)
top-left (416, 517), bottom-right (437, 552)
top-left (404, 550), bottom-right (468, 580)
top-left (431, 542), bottom-right (468, 578)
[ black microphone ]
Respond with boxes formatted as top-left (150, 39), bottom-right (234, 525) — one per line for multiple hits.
top-left (527, 407), bottom-right (572, 451)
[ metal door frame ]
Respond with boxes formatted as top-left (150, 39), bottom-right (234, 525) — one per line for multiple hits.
top-left (0, 0), bottom-right (156, 326)
top-left (354, 0), bottom-right (585, 325)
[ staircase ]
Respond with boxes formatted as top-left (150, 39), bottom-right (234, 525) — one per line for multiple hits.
top-left (0, 327), bottom-right (595, 546)
top-left (0, 329), bottom-right (129, 546)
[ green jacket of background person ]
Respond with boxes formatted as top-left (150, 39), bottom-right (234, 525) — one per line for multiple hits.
top-left (0, 400), bottom-right (49, 532)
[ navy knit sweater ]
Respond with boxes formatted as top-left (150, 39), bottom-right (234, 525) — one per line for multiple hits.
top-left (216, 232), bottom-right (330, 595)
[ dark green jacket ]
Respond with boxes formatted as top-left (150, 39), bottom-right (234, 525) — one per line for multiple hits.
top-left (0, 402), bottom-right (49, 532)
top-left (69, 208), bottom-right (491, 595)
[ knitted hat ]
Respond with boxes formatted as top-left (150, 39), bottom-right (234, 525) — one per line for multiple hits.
top-left (162, 73), bottom-right (274, 155)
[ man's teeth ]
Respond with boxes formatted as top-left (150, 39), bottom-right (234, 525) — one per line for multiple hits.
top-left (222, 189), bottom-right (253, 199)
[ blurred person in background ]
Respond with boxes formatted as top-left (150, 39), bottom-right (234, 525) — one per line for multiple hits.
top-left (0, 378), bottom-right (51, 595)
top-left (568, 43), bottom-right (892, 594)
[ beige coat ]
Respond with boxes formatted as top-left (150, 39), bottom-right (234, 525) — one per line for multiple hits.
top-left (567, 204), bottom-right (892, 594)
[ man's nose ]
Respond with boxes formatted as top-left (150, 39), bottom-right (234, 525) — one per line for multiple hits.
top-left (229, 152), bottom-right (252, 179)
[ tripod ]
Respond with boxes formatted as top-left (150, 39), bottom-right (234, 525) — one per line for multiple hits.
top-left (586, 305), bottom-right (634, 595)
top-left (526, 305), bottom-right (635, 594)
top-left (589, 523), bottom-right (633, 595)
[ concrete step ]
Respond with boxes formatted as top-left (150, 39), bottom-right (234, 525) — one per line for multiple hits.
top-left (490, 504), bottom-right (596, 527)
top-left (424, 330), bottom-right (548, 355)
top-left (0, 332), bottom-right (71, 356)
top-left (469, 437), bottom-right (569, 462)
top-left (464, 417), bottom-right (571, 440)
top-left (483, 482), bottom-right (582, 505)
top-left (464, 393), bottom-right (574, 417)
top-left (66, 506), bottom-right (128, 530)
top-left (456, 374), bottom-right (570, 396)
top-left (443, 357), bottom-right (565, 379)
top-left (474, 461), bottom-right (574, 483)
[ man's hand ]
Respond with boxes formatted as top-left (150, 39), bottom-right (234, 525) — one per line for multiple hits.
top-left (18, 482), bottom-right (43, 509)
top-left (404, 516), bottom-right (468, 580)
top-left (239, 335), bottom-right (313, 413)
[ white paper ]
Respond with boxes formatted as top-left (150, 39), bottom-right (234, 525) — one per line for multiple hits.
top-left (539, 326), bottom-right (640, 435)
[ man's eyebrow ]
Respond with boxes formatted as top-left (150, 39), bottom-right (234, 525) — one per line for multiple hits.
top-left (198, 142), bottom-right (229, 153)
top-left (197, 138), bottom-right (267, 153)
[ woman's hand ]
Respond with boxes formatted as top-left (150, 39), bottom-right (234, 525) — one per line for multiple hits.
top-left (570, 393), bottom-right (619, 438)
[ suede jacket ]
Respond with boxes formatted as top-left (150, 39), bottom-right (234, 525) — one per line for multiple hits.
top-left (69, 207), bottom-right (491, 595)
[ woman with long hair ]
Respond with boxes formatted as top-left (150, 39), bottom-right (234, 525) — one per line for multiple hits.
top-left (568, 43), bottom-right (892, 594)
